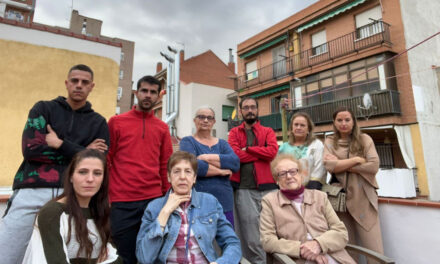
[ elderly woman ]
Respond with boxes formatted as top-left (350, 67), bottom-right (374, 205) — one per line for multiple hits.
top-left (323, 107), bottom-right (383, 260)
top-left (136, 151), bottom-right (241, 264)
top-left (278, 112), bottom-right (326, 190)
top-left (179, 107), bottom-right (239, 226)
top-left (260, 154), bottom-right (355, 264)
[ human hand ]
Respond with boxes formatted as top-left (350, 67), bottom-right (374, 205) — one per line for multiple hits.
top-left (209, 262), bottom-right (218, 264)
top-left (315, 254), bottom-right (329, 264)
top-left (241, 147), bottom-right (247, 151)
top-left (324, 153), bottom-right (338, 161)
top-left (87, 138), bottom-right (108, 152)
top-left (46, 125), bottom-right (63, 149)
top-left (162, 193), bottom-right (191, 214)
top-left (220, 169), bottom-right (233, 177)
top-left (354, 156), bottom-right (366, 164)
top-left (300, 240), bottom-right (322, 260)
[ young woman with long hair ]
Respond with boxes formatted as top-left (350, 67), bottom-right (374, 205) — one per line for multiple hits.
top-left (23, 149), bottom-right (121, 263)
top-left (323, 107), bottom-right (383, 263)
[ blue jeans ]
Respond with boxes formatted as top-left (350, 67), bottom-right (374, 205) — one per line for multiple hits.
top-left (0, 188), bottom-right (62, 264)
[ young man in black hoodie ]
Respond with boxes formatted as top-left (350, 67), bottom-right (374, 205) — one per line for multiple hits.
top-left (0, 64), bottom-right (110, 264)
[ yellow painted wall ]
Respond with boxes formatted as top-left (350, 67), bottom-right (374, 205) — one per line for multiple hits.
top-left (410, 124), bottom-right (429, 196)
top-left (0, 39), bottom-right (119, 186)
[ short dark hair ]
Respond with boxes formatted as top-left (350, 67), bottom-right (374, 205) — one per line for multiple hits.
top-left (68, 64), bottom-right (94, 80)
top-left (239, 97), bottom-right (258, 109)
top-left (167, 151), bottom-right (198, 174)
top-left (137, 75), bottom-right (161, 92)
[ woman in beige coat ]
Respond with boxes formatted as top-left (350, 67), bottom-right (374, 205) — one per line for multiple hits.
top-left (260, 154), bottom-right (355, 264)
top-left (323, 107), bottom-right (384, 262)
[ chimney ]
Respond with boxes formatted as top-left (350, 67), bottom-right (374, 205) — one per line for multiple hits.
top-left (180, 50), bottom-right (185, 62)
top-left (227, 48), bottom-right (235, 73)
top-left (156, 62), bottom-right (163, 73)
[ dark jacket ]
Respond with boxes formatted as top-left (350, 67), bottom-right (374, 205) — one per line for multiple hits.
top-left (13, 96), bottom-right (109, 189)
top-left (228, 121), bottom-right (278, 190)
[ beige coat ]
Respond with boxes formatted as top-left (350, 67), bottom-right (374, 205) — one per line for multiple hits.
top-left (323, 134), bottom-right (380, 231)
top-left (260, 189), bottom-right (355, 264)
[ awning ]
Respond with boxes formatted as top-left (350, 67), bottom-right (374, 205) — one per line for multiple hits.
top-left (297, 0), bottom-right (367, 33)
top-left (240, 34), bottom-right (287, 59)
top-left (249, 84), bottom-right (290, 99)
top-left (222, 105), bottom-right (235, 121)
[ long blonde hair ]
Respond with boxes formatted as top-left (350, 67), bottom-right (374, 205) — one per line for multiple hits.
top-left (331, 107), bottom-right (364, 155)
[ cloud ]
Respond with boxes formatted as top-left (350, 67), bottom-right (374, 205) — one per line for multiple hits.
top-left (33, 0), bottom-right (317, 88)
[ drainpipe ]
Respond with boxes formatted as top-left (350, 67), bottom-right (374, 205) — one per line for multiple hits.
top-left (162, 46), bottom-right (181, 137)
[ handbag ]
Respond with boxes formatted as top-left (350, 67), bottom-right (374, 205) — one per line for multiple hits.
top-left (322, 182), bottom-right (346, 212)
top-left (322, 149), bottom-right (349, 213)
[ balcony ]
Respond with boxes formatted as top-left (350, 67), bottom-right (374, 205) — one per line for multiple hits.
top-left (228, 89), bottom-right (401, 131)
top-left (237, 21), bottom-right (391, 91)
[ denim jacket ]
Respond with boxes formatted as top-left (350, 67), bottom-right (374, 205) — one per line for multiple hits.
top-left (136, 188), bottom-right (242, 264)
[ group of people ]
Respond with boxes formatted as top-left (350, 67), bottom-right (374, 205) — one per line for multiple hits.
top-left (0, 63), bottom-right (384, 264)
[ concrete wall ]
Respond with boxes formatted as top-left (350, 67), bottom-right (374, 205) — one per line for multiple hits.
top-left (163, 82), bottom-right (236, 140)
top-left (0, 22), bottom-right (120, 188)
top-left (399, 0), bottom-right (440, 200)
top-left (379, 203), bottom-right (440, 263)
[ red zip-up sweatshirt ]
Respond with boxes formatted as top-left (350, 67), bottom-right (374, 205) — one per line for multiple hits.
top-left (228, 121), bottom-right (278, 190)
top-left (108, 107), bottom-right (173, 203)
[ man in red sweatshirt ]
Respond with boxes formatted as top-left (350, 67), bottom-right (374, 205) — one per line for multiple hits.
top-left (107, 75), bottom-right (173, 264)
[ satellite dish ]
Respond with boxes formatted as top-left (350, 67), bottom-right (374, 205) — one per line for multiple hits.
top-left (362, 93), bottom-right (372, 110)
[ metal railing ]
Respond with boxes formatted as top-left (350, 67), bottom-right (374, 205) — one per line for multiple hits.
top-left (228, 89), bottom-right (401, 131)
top-left (237, 21), bottom-right (391, 91)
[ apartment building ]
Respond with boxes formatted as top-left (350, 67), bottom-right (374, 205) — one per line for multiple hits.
top-left (235, 0), bottom-right (440, 202)
top-left (0, 0), bottom-right (35, 23)
top-left (69, 10), bottom-right (135, 114)
top-left (154, 49), bottom-right (237, 140)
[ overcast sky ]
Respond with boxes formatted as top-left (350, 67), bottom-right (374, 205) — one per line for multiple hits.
top-left (34, 0), bottom-right (317, 88)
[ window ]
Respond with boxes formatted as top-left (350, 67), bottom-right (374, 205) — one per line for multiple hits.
top-left (291, 54), bottom-right (392, 109)
top-left (116, 106), bottom-right (120, 115)
top-left (272, 45), bottom-right (286, 78)
top-left (355, 6), bottom-right (383, 39)
top-left (246, 60), bottom-right (258, 81)
top-left (81, 19), bottom-right (87, 35)
top-left (120, 51), bottom-right (125, 61)
top-left (117, 87), bottom-right (123, 101)
top-left (271, 94), bottom-right (288, 113)
top-left (6, 10), bottom-right (24, 22)
top-left (119, 70), bottom-right (124, 80)
top-left (311, 30), bottom-right (327, 56)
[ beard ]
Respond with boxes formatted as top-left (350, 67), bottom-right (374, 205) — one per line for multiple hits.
top-left (243, 113), bottom-right (258, 125)
top-left (137, 99), bottom-right (155, 112)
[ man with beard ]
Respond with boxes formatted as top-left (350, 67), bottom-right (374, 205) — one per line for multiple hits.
top-left (228, 97), bottom-right (278, 264)
top-left (107, 75), bottom-right (173, 264)
top-left (0, 64), bottom-right (109, 264)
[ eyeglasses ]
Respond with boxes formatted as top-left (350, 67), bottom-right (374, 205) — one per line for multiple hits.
top-left (277, 169), bottom-right (299, 178)
top-left (242, 105), bottom-right (257, 111)
top-left (196, 115), bottom-right (215, 121)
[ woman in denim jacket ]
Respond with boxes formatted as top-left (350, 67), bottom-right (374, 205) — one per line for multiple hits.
top-left (136, 151), bottom-right (242, 264)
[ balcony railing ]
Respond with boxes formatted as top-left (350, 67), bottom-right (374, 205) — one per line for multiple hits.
top-left (228, 89), bottom-right (401, 131)
top-left (237, 21), bottom-right (391, 91)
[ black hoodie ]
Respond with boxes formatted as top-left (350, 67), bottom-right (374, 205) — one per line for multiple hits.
top-left (13, 96), bottom-right (109, 189)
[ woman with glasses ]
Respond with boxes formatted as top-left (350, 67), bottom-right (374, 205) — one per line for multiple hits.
top-left (260, 154), bottom-right (354, 264)
top-left (136, 151), bottom-right (241, 264)
top-left (179, 107), bottom-right (239, 226)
